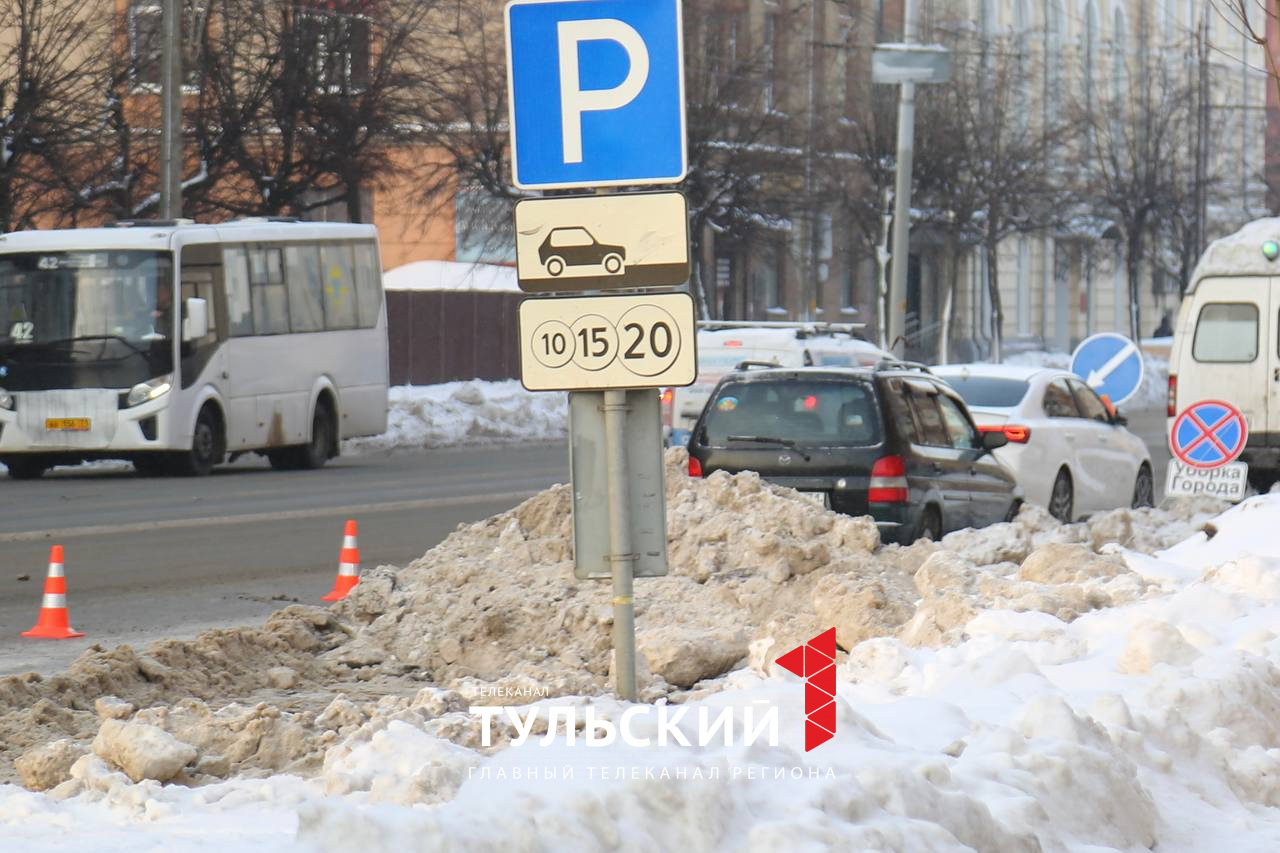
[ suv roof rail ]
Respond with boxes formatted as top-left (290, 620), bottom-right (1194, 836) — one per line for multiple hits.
top-left (733, 360), bottom-right (784, 371)
top-left (697, 320), bottom-right (867, 335)
top-left (232, 216), bottom-right (303, 224)
top-left (875, 358), bottom-right (935, 374)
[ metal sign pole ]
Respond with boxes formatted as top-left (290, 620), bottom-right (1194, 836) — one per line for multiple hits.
top-left (603, 389), bottom-right (637, 701)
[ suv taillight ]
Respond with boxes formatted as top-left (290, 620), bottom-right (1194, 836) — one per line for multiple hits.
top-left (688, 455), bottom-right (703, 477)
top-left (868, 455), bottom-right (908, 503)
top-left (1167, 375), bottom-right (1177, 417)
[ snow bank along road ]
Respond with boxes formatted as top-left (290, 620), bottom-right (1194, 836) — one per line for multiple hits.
top-left (0, 444), bottom-right (567, 678)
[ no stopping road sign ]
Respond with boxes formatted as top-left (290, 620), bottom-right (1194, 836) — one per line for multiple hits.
top-left (1170, 400), bottom-right (1248, 470)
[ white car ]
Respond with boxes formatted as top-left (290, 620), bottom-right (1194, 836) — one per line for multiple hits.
top-left (931, 363), bottom-right (1153, 521)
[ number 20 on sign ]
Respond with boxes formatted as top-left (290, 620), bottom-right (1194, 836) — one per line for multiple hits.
top-left (518, 292), bottom-right (697, 391)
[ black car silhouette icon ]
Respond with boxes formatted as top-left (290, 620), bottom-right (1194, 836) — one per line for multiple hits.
top-left (538, 226), bottom-right (626, 276)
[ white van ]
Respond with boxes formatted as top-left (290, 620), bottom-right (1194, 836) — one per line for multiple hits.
top-left (1169, 217), bottom-right (1280, 489)
top-left (662, 323), bottom-right (893, 446)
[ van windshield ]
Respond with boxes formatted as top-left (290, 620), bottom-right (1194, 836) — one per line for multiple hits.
top-left (702, 378), bottom-right (881, 446)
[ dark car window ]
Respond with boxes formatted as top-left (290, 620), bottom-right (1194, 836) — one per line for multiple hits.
top-left (1043, 380), bottom-right (1079, 418)
top-left (702, 378), bottom-right (882, 446)
top-left (938, 376), bottom-right (1030, 408)
top-left (1069, 380), bottom-right (1109, 422)
top-left (907, 391), bottom-right (950, 447)
top-left (883, 379), bottom-right (918, 443)
top-left (936, 394), bottom-right (979, 449)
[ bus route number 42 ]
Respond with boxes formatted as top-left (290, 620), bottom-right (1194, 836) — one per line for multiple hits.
top-left (519, 292), bottom-right (696, 391)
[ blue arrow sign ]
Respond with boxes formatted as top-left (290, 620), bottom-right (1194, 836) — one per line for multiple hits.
top-left (505, 0), bottom-right (687, 189)
top-left (1070, 333), bottom-right (1144, 405)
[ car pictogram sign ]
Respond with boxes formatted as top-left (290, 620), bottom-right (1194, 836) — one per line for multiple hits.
top-left (1170, 400), bottom-right (1248, 470)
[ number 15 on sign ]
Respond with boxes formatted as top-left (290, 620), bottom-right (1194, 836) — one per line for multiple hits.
top-left (519, 292), bottom-right (697, 391)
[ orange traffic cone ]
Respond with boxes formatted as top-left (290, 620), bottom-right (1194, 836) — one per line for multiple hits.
top-left (22, 545), bottom-right (85, 639)
top-left (322, 520), bottom-right (360, 601)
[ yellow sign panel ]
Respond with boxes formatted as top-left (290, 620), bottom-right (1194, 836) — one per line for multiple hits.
top-left (519, 293), bottom-right (697, 391)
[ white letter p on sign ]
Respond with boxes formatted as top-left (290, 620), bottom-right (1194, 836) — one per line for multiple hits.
top-left (556, 18), bottom-right (649, 164)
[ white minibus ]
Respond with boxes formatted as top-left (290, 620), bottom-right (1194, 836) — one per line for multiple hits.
top-left (0, 219), bottom-right (388, 478)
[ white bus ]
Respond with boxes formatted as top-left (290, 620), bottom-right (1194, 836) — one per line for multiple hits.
top-left (0, 219), bottom-right (389, 478)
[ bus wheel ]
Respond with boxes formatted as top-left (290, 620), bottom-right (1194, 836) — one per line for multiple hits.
top-left (298, 399), bottom-right (335, 470)
top-left (5, 456), bottom-right (49, 480)
top-left (171, 405), bottom-right (224, 476)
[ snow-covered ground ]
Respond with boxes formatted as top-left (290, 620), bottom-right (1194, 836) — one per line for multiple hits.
top-left (6, 483), bottom-right (1280, 850)
top-left (342, 381), bottom-right (567, 454)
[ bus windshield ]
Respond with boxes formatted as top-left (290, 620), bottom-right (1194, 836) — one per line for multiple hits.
top-left (0, 250), bottom-right (175, 391)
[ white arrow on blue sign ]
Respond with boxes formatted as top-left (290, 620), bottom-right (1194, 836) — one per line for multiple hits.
top-left (504, 0), bottom-right (687, 190)
top-left (1070, 333), bottom-right (1145, 405)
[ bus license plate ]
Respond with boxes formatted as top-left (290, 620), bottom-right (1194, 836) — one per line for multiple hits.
top-left (45, 418), bottom-right (90, 431)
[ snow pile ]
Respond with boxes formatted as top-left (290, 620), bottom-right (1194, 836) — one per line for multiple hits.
top-left (382, 260), bottom-right (518, 293)
top-left (1006, 349), bottom-right (1169, 410)
top-left (343, 381), bottom-right (567, 453)
top-left (10, 465), bottom-right (1280, 851)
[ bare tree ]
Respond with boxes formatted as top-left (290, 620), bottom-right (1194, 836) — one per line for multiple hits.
top-left (912, 28), bottom-right (1072, 362)
top-left (1072, 52), bottom-right (1197, 341)
top-left (0, 0), bottom-right (109, 230)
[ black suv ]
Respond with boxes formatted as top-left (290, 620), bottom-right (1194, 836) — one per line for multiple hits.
top-left (686, 365), bottom-right (1020, 544)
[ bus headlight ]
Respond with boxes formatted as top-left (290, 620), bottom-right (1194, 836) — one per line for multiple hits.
top-left (0, 388), bottom-right (11, 410)
top-left (126, 376), bottom-right (172, 408)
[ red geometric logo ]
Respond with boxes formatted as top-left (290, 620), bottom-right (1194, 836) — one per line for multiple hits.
top-left (774, 627), bottom-right (837, 751)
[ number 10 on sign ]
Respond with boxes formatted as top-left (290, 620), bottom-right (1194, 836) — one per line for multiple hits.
top-left (519, 292), bottom-right (697, 391)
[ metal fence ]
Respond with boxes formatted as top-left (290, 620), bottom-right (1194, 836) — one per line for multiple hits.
top-left (386, 290), bottom-right (522, 386)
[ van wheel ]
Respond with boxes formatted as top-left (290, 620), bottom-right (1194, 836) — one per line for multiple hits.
top-left (1248, 469), bottom-right (1278, 493)
top-left (1132, 464), bottom-right (1154, 508)
top-left (5, 456), bottom-right (49, 480)
top-left (915, 507), bottom-right (942, 543)
top-left (1049, 469), bottom-right (1074, 522)
top-left (170, 405), bottom-right (224, 476)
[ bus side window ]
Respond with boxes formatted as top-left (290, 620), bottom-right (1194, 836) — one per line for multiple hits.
top-left (353, 241), bottom-right (382, 328)
top-left (285, 245), bottom-right (324, 333)
top-left (321, 243), bottom-right (358, 330)
top-left (223, 248), bottom-right (254, 336)
top-left (249, 247), bottom-right (288, 335)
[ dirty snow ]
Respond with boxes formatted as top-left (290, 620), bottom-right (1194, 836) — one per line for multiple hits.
top-left (342, 381), bottom-right (567, 454)
top-left (9, 455), bottom-right (1280, 851)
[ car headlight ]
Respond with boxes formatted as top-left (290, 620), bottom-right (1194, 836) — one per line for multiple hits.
top-left (126, 376), bottom-right (172, 407)
top-left (0, 388), bottom-right (12, 410)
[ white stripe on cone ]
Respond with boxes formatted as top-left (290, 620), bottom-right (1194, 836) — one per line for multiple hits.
top-left (47, 563), bottom-right (64, 578)
top-left (41, 593), bottom-right (67, 608)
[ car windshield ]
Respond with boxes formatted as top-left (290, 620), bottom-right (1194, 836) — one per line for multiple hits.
top-left (938, 375), bottom-right (1030, 408)
top-left (0, 250), bottom-right (175, 391)
top-left (702, 378), bottom-right (881, 446)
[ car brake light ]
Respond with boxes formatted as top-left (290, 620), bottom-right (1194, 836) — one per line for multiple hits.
top-left (688, 456), bottom-right (703, 477)
top-left (660, 388), bottom-right (673, 427)
top-left (1167, 375), bottom-right (1177, 417)
top-left (868, 455), bottom-right (908, 503)
top-left (979, 424), bottom-right (1031, 443)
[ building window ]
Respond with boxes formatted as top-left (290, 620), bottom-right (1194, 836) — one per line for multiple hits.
top-left (298, 5), bottom-right (371, 90)
top-left (128, 0), bottom-right (207, 87)
top-left (752, 242), bottom-right (783, 316)
top-left (455, 188), bottom-right (515, 264)
top-left (762, 12), bottom-right (778, 111)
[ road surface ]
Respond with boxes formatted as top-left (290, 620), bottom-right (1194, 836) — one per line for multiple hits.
top-left (0, 408), bottom-right (1172, 678)
top-left (0, 444), bottom-right (569, 677)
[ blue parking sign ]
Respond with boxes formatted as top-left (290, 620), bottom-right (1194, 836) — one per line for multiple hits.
top-left (505, 0), bottom-right (687, 189)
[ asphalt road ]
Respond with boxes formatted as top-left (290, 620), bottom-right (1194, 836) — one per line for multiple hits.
top-left (0, 444), bottom-right (569, 677)
top-left (0, 407), bottom-right (1171, 679)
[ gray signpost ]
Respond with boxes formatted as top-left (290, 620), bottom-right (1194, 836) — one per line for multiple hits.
top-left (506, 0), bottom-right (691, 701)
